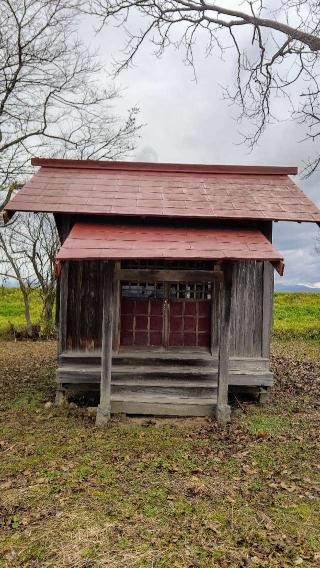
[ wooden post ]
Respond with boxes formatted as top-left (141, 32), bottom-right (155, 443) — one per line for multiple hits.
top-left (216, 262), bottom-right (233, 425)
top-left (113, 261), bottom-right (121, 352)
top-left (262, 262), bottom-right (274, 358)
top-left (55, 260), bottom-right (69, 406)
top-left (96, 261), bottom-right (115, 426)
top-left (261, 222), bottom-right (274, 358)
top-left (58, 261), bottom-right (69, 355)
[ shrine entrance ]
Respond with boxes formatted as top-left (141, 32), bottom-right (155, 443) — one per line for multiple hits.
top-left (120, 281), bottom-right (212, 349)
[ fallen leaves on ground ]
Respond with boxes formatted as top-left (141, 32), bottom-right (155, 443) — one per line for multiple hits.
top-left (0, 339), bottom-right (319, 567)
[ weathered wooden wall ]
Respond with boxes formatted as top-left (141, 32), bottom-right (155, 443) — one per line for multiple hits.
top-left (211, 260), bottom-right (272, 357)
top-left (230, 260), bottom-right (264, 357)
top-left (66, 261), bottom-right (104, 351)
top-left (63, 259), bottom-right (274, 358)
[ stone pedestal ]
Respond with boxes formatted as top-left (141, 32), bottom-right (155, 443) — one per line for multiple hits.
top-left (55, 388), bottom-right (67, 407)
top-left (215, 404), bottom-right (231, 425)
top-left (258, 387), bottom-right (269, 405)
top-left (96, 404), bottom-right (111, 426)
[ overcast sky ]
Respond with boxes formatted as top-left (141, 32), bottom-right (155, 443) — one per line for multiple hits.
top-left (82, 10), bottom-right (320, 287)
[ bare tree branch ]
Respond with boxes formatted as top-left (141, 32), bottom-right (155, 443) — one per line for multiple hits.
top-left (0, 0), bottom-right (141, 212)
top-left (86, 0), bottom-right (320, 175)
top-left (0, 212), bottom-right (60, 329)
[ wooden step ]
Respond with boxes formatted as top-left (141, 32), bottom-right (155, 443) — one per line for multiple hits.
top-left (114, 365), bottom-right (218, 378)
top-left (59, 351), bottom-right (269, 372)
top-left (59, 350), bottom-right (214, 368)
top-left (110, 392), bottom-right (217, 417)
top-left (112, 383), bottom-right (217, 398)
top-left (229, 370), bottom-right (273, 387)
top-left (57, 365), bottom-right (218, 384)
top-left (112, 377), bottom-right (217, 388)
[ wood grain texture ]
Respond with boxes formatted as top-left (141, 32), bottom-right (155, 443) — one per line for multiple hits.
top-left (261, 221), bottom-right (274, 359)
top-left (217, 262), bottom-right (233, 407)
top-left (100, 261), bottom-right (115, 409)
top-left (58, 261), bottom-right (69, 355)
top-left (113, 261), bottom-right (121, 352)
top-left (116, 268), bottom-right (222, 282)
top-left (262, 262), bottom-right (274, 358)
top-left (229, 261), bottom-right (264, 358)
top-left (66, 261), bottom-right (103, 350)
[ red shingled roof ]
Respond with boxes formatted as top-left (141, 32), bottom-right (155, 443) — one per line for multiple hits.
top-left (56, 223), bottom-right (284, 274)
top-left (4, 158), bottom-right (320, 223)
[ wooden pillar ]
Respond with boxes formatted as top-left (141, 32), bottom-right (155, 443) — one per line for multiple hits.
top-left (58, 261), bottom-right (69, 355)
top-left (261, 221), bottom-right (274, 358)
top-left (113, 261), bottom-right (121, 352)
top-left (96, 261), bottom-right (115, 426)
top-left (216, 262), bottom-right (233, 425)
top-left (55, 260), bottom-right (69, 406)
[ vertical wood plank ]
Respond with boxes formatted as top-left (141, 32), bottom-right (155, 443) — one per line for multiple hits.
top-left (261, 222), bottom-right (274, 358)
top-left (96, 261), bottom-right (115, 425)
top-left (55, 214), bottom-right (71, 336)
top-left (255, 261), bottom-right (264, 356)
top-left (58, 261), bottom-right (69, 355)
top-left (113, 261), bottom-right (121, 351)
top-left (262, 261), bottom-right (274, 357)
top-left (216, 262), bottom-right (233, 424)
top-left (210, 279), bottom-right (220, 355)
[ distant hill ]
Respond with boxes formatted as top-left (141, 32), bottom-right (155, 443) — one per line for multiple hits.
top-left (275, 283), bottom-right (320, 293)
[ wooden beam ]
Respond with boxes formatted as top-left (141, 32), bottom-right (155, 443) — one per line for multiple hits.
top-left (115, 268), bottom-right (223, 283)
top-left (96, 261), bottom-right (115, 425)
top-left (58, 261), bottom-right (69, 355)
top-left (216, 262), bottom-right (233, 424)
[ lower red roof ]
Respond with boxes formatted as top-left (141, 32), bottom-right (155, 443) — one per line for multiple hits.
top-left (56, 223), bottom-right (284, 274)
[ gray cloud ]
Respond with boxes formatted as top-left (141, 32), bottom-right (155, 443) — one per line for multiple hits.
top-left (135, 146), bottom-right (159, 162)
top-left (80, 13), bottom-right (320, 285)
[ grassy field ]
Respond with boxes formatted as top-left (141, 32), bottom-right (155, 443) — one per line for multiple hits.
top-left (0, 288), bottom-right (43, 333)
top-left (273, 293), bottom-right (320, 340)
top-left (0, 340), bottom-right (319, 567)
top-left (1, 288), bottom-right (319, 340)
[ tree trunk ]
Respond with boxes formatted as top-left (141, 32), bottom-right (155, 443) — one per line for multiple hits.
top-left (42, 288), bottom-right (56, 323)
top-left (20, 285), bottom-right (33, 336)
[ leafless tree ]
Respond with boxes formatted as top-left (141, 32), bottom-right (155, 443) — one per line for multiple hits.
top-left (0, 0), bottom-right (140, 212)
top-left (0, 213), bottom-right (60, 333)
top-left (87, 0), bottom-right (320, 174)
top-left (0, 0), bottom-right (141, 331)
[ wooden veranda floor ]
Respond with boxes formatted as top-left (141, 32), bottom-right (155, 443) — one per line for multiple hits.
top-left (56, 350), bottom-right (273, 417)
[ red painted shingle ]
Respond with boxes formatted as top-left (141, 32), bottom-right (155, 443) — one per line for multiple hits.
top-left (56, 223), bottom-right (284, 274)
top-left (4, 159), bottom-right (320, 223)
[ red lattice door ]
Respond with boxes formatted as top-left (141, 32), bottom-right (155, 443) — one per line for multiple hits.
top-left (120, 283), bottom-right (165, 347)
top-left (168, 299), bottom-right (211, 348)
top-left (120, 281), bottom-right (211, 349)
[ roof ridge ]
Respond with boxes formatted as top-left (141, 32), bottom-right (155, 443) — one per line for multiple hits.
top-left (31, 158), bottom-right (298, 176)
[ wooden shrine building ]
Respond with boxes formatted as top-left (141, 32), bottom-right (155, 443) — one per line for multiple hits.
top-left (4, 158), bottom-right (320, 424)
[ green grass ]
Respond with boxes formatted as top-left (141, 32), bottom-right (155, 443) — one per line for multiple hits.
top-left (0, 287), bottom-right (43, 333)
top-left (273, 292), bottom-right (320, 340)
top-left (0, 288), bottom-right (319, 340)
top-left (0, 340), bottom-right (319, 567)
